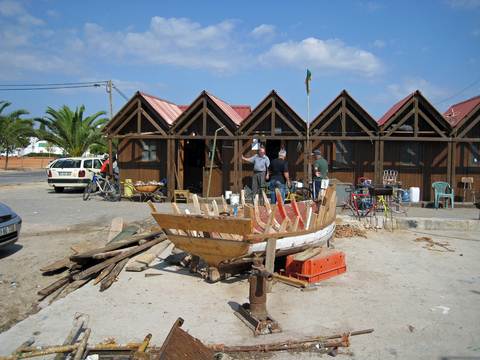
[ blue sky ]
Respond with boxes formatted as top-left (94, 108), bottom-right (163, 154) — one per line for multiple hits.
top-left (0, 0), bottom-right (479, 120)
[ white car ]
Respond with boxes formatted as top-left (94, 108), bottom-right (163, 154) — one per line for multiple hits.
top-left (47, 157), bottom-right (104, 193)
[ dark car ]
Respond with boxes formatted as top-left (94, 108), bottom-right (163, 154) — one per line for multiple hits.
top-left (0, 202), bottom-right (22, 249)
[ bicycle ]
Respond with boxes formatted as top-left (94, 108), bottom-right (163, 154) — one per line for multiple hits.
top-left (83, 170), bottom-right (120, 201)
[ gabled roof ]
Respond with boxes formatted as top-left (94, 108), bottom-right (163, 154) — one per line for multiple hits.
top-left (139, 92), bottom-right (183, 125)
top-left (206, 92), bottom-right (249, 126)
top-left (310, 90), bottom-right (377, 133)
top-left (444, 95), bottom-right (480, 128)
top-left (378, 92), bottom-right (414, 126)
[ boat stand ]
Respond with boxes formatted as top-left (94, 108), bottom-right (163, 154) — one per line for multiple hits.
top-left (234, 263), bottom-right (281, 336)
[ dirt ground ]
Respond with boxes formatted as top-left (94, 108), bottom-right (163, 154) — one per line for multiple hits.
top-left (0, 182), bottom-right (160, 332)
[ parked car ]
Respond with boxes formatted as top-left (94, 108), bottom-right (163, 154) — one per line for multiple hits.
top-left (0, 202), bottom-right (22, 249)
top-left (47, 157), bottom-right (104, 193)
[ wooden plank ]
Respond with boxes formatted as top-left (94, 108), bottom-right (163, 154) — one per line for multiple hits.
top-left (293, 247), bottom-right (324, 262)
top-left (93, 263), bottom-right (115, 285)
top-left (290, 197), bottom-right (305, 229)
top-left (70, 231), bottom-right (164, 261)
top-left (100, 258), bottom-right (129, 291)
top-left (91, 246), bottom-right (137, 260)
top-left (73, 238), bottom-right (165, 281)
top-left (37, 275), bottom-right (72, 297)
top-left (166, 234), bottom-right (250, 267)
top-left (265, 237), bottom-right (277, 293)
top-left (305, 204), bottom-right (313, 230)
top-left (107, 225), bottom-right (139, 245)
top-left (264, 206), bottom-right (277, 233)
top-left (125, 240), bottom-right (172, 272)
top-left (273, 273), bottom-right (308, 288)
top-left (53, 314), bottom-right (86, 360)
top-left (40, 257), bottom-right (73, 273)
top-left (151, 213), bottom-right (252, 236)
top-left (107, 217), bottom-right (124, 243)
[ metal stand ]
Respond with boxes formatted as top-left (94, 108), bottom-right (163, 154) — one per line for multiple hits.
top-left (234, 263), bottom-right (281, 336)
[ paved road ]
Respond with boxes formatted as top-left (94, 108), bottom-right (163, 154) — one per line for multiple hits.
top-left (0, 170), bottom-right (45, 185)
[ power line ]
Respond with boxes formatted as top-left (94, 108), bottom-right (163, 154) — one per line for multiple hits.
top-left (112, 84), bottom-right (129, 101)
top-left (0, 84), bottom-right (104, 91)
top-left (0, 81), bottom-right (108, 87)
top-left (434, 76), bottom-right (480, 106)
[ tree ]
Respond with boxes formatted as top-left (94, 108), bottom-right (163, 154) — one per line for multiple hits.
top-left (0, 101), bottom-right (34, 170)
top-left (36, 105), bottom-right (108, 157)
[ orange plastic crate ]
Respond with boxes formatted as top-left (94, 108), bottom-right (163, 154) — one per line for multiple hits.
top-left (284, 249), bottom-right (346, 283)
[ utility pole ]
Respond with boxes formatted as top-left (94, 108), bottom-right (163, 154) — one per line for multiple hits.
top-left (107, 80), bottom-right (113, 176)
top-left (108, 80), bottom-right (113, 120)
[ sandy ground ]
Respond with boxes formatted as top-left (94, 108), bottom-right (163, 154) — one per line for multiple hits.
top-left (0, 182), bottom-right (167, 332)
top-left (0, 228), bottom-right (479, 359)
top-left (1, 182), bottom-right (480, 358)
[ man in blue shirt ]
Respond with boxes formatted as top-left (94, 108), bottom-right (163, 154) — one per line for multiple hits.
top-left (242, 146), bottom-right (270, 200)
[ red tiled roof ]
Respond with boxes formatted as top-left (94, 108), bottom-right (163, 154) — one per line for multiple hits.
top-left (444, 95), bottom-right (480, 128)
top-left (231, 105), bottom-right (252, 120)
top-left (139, 92), bottom-right (183, 125)
top-left (206, 92), bottom-right (247, 126)
top-left (178, 105), bottom-right (189, 112)
top-left (378, 92), bottom-right (414, 126)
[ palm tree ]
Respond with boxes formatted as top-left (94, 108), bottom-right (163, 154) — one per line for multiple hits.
top-left (36, 105), bottom-right (108, 157)
top-left (0, 101), bottom-right (34, 170)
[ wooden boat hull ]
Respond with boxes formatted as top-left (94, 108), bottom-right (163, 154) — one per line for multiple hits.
top-left (248, 222), bottom-right (335, 255)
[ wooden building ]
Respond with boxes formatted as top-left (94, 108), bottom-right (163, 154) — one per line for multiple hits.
top-left (237, 90), bottom-right (306, 190)
top-left (309, 90), bottom-right (378, 185)
top-left (444, 95), bottom-right (480, 200)
top-left (169, 91), bottom-right (250, 197)
top-left (377, 90), bottom-right (451, 201)
top-left (104, 88), bottom-right (478, 204)
top-left (104, 91), bottom-right (181, 184)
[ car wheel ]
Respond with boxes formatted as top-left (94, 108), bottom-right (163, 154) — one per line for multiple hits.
top-left (54, 187), bottom-right (64, 193)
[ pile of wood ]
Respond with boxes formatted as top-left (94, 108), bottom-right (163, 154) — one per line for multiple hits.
top-left (334, 224), bottom-right (367, 239)
top-left (38, 220), bottom-right (171, 303)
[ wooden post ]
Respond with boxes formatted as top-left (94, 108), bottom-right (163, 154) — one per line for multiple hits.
top-left (167, 138), bottom-right (175, 200)
top-left (265, 237), bottom-right (276, 293)
top-left (108, 137), bottom-right (113, 176)
top-left (374, 139), bottom-right (379, 184)
top-left (447, 141), bottom-right (452, 185)
top-left (234, 139), bottom-right (239, 192)
top-left (378, 140), bottom-right (384, 184)
top-left (451, 141), bottom-right (456, 190)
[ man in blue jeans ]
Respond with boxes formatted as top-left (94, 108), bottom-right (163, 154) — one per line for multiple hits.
top-left (268, 149), bottom-right (290, 203)
top-left (312, 149), bottom-right (329, 200)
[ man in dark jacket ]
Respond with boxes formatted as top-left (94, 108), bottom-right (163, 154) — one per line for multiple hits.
top-left (269, 149), bottom-right (290, 203)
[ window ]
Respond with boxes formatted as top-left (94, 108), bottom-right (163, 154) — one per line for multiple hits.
top-left (334, 141), bottom-right (353, 167)
top-left (83, 159), bottom-right (92, 168)
top-left (470, 144), bottom-right (480, 167)
top-left (399, 143), bottom-right (420, 166)
top-left (141, 140), bottom-right (157, 161)
top-left (52, 159), bottom-right (81, 168)
top-left (93, 159), bottom-right (102, 169)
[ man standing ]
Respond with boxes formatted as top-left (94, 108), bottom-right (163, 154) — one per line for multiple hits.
top-left (242, 146), bottom-right (270, 200)
top-left (269, 149), bottom-right (290, 203)
top-left (312, 149), bottom-right (328, 199)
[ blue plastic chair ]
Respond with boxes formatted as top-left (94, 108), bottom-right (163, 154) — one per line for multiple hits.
top-left (432, 181), bottom-right (454, 209)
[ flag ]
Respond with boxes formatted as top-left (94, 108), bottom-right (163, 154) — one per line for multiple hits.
top-left (305, 69), bottom-right (312, 95)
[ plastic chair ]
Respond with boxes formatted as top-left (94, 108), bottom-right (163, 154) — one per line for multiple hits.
top-left (461, 177), bottom-right (475, 203)
top-left (432, 181), bottom-right (454, 209)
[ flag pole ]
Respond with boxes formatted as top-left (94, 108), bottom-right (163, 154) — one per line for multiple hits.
top-left (306, 70), bottom-right (312, 182)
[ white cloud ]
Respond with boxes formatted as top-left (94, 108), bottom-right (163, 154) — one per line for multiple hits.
top-left (0, 0), bottom-right (23, 16)
top-left (46, 9), bottom-right (59, 18)
top-left (82, 17), bottom-right (243, 72)
top-left (251, 24), bottom-right (276, 39)
top-left (447, 0), bottom-right (480, 8)
top-left (260, 37), bottom-right (382, 76)
top-left (387, 77), bottom-right (449, 102)
top-left (0, 0), bottom-right (44, 26)
top-left (372, 39), bottom-right (386, 48)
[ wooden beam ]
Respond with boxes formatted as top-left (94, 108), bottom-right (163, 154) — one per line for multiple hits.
top-left (345, 108), bottom-right (374, 136)
top-left (458, 114), bottom-right (480, 138)
top-left (137, 99), bottom-right (141, 134)
top-left (271, 96), bottom-right (276, 136)
top-left (381, 97), bottom-right (414, 131)
top-left (275, 108), bottom-right (302, 136)
top-left (203, 97), bottom-right (207, 136)
top-left (151, 213), bottom-right (252, 236)
top-left (414, 97), bottom-right (419, 137)
top-left (141, 109), bottom-right (166, 135)
top-left (315, 108), bottom-right (342, 135)
top-left (341, 96), bottom-right (346, 136)
top-left (206, 108), bottom-right (234, 136)
top-left (176, 110), bottom-right (203, 136)
top-left (447, 141), bottom-right (452, 184)
top-left (238, 97), bottom-right (272, 133)
top-left (112, 108), bottom-right (139, 136)
top-left (418, 108), bottom-right (447, 138)
top-left (384, 108), bottom-right (415, 137)
top-left (105, 98), bottom-right (139, 133)
top-left (310, 97), bottom-right (342, 131)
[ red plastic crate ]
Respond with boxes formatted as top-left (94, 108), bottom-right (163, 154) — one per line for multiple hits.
top-left (283, 249), bottom-right (346, 283)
